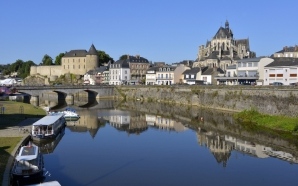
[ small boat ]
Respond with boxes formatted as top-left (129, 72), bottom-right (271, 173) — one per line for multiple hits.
top-left (11, 143), bottom-right (44, 183)
top-left (31, 113), bottom-right (66, 142)
top-left (49, 108), bottom-right (80, 121)
top-left (63, 110), bottom-right (80, 121)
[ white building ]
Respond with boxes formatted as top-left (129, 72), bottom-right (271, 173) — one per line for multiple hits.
top-left (215, 57), bottom-right (273, 85)
top-left (156, 65), bottom-right (190, 85)
top-left (109, 60), bottom-right (130, 85)
top-left (145, 67), bottom-right (158, 85)
top-left (264, 58), bottom-right (298, 85)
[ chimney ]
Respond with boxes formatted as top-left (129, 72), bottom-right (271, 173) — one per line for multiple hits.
top-left (127, 54), bottom-right (130, 59)
top-left (135, 55), bottom-right (140, 59)
top-left (295, 45), bottom-right (298, 52)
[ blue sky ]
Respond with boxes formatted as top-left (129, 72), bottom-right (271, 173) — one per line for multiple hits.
top-left (0, 0), bottom-right (297, 65)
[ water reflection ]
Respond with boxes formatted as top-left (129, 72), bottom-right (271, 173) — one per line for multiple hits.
top-left (26, 98), bottom-right (298, 185)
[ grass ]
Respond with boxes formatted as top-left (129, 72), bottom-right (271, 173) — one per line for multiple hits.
top-left (234, 108), bottom-right (298, 132)
top-left (0, 101), bottom-right (46, 184)
top-left (0, 137), bottom-right (22, 184)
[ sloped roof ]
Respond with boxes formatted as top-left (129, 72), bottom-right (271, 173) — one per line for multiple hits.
top-left (182, 67), bottom-right (201, 74)
top-left (113, 59), bottom-right (130, 68)
top-left (126, 55), bottom-right (149, 63)
top-left (275, 46), bottom-right (298, 53)
top-left (236, 57), bottom-right (263, 63)
top-left (236, 39), bottom-right (249, 46)
top-left (64, 50), bottom-right (88, 57)
top-left (88, 44), bottom-right (98, 55)
top-left (207, 51), bottom-right (219, 59)
top-left (213, 27), bottom-right (233, 39)
top-left (265, 57), bottom-right (298, 67)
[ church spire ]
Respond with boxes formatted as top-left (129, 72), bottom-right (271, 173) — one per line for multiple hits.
top-left (225, 20), bottom-right (229, 29)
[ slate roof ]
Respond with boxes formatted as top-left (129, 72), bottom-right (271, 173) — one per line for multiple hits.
top-left (235, 39), bottom-right (249, 46)
top-left (147, 66), bottom-right (159, 73)
top-left (207, 51), bottom-right (219, 59)
top-left (88, 44), bottom-right (98, 55)
top-left (275, 46), bottom-right (298, 53)
top-left (265, 58), bottom-right (298, 67)
top-left (182, 67), bottom-right (201, 75)
top-left (64, 50), bottom-right (88, 57)
top-left (213, 27), bottom-right (233, 39)
top-left (201, 67), bottom-right (224, 75)
top-left (236, 57), bottom-right (263, 63)
top-left (221, 56), bottom-right (231, 60)
top-left (64, 44), bottom-right (98, 57)
top-left (126, 55), bottom-right (149, 63)
top-left (112, 59), bottom-right (130, 68)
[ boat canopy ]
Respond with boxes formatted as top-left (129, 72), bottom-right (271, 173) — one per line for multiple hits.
top-left (16, 146), bottom-right (38, 161)
top-left (32, 113), bottom-right (64, 126)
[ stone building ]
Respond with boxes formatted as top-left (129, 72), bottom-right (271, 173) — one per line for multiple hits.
top-left (126, 55), bottom-right (150, 84)
top-left (193, 20), bottom-right (256, 71)
top-left (273, 45), bottom-right (298, 58)
top-left (30, 44), bottom-right (99, 78)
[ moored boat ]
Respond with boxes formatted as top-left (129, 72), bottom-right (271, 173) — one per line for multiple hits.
top-left (49, 108), bottom-right (80, 121)
top-left (10, 143), bottom-right (44, 183)
top-left (31, 113), bottom-right (66, 142)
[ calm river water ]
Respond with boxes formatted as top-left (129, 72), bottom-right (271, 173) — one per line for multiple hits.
top-left (30, 100), bottom-right (298, 186)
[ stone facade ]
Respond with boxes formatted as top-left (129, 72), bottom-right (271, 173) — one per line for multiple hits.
top-left (273, 45), bottom-right (298, 58)
top-left (193, 20), bottom-right (256, 71)
top-left (30, 44), bottom-right (99, 77)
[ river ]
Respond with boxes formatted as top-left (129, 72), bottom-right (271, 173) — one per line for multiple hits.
top-left (24, 100), bottom-right (298, 186)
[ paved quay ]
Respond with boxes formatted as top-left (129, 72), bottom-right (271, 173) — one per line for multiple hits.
top-left (1, 118), bottom-right (39, 186)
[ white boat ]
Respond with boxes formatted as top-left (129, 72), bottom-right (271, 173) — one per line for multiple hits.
top-left (49, 108), bottom-right (80, 121)
top-left (11, 144), bottom-right (44, 183)
top-left (31, 113), bottom-right (66, 142)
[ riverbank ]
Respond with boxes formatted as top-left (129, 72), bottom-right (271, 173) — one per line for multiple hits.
top-left (0, 101), bottom-right (46, 185)
top-left (115, 85), bottom-right (298, 117)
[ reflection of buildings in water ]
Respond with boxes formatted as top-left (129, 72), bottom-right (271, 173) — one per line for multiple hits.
top-left (145, 114), bottom-right (188, 132)
top-left (67, 109), bottom-right (107, 138)
top-left (108, 110), bottom-right (147, 134)
top-left (196, 131), bottom-right (233, 167)
top-left (196, 130), bottom-right (298, 166)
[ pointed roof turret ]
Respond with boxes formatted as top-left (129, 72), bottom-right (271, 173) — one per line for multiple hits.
top-left (88, 44), bottom-right (98, 55)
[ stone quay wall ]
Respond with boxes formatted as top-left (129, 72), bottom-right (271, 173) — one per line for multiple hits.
top-left (115, 86), bottom-right (298, 117)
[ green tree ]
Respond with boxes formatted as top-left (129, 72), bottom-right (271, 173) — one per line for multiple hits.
top-left (55, 53), bottom-right (65, 65)
top-left (97, 50), bottom-right (114, 66)
top-left (119, 54), bottom-right (129, 60)
top-left (40, 54), bottom-right (53, 65)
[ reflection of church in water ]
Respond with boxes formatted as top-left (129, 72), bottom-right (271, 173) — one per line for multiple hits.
top-left (196, 130), bottom-right (298, 167)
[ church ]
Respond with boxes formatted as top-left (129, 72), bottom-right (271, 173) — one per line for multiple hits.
top-left (193, 20), bottom-right (256, 71)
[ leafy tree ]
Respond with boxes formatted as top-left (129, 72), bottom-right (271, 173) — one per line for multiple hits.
top-left (55, 53), bottom-right (65, 65)
top-left (9, 59), bottom-right (23, 73)
top-left (97, 50), bottom-right (114, 66)
top-left (40, 54), bottom-right (53, 65)
top-left (119, 54), bottom-right (129, 60)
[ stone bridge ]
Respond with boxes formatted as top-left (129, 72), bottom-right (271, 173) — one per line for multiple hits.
top-left (16, 85), bottom-right (116, 105)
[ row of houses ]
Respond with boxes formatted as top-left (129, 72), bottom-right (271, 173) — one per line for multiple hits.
top-left (83, 55), bottom-right (298, 86)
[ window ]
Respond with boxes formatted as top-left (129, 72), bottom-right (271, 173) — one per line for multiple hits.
top-left (125, 70), bottom-right (127, 74)
top-left (73, 65), bottom-right (75, 69)
top-left (186, 75), bottom-right (189, 78)
top-left (191, 74), bottom-right (194, 78)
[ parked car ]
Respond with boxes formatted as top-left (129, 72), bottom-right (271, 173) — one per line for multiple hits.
top-left (289, 82), bottom-right (298, 86)
top-left (272, 82), bottom-right (283, 86)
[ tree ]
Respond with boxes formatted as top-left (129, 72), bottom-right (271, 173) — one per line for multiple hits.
top-left (40, 54), bottom-right (53, 66)
top-left (55, 53), bottom-right (65, 65)
top-left (119, 54), bottom-right (129, 60)
top-left (97, 50), bottom-right (114, 66)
